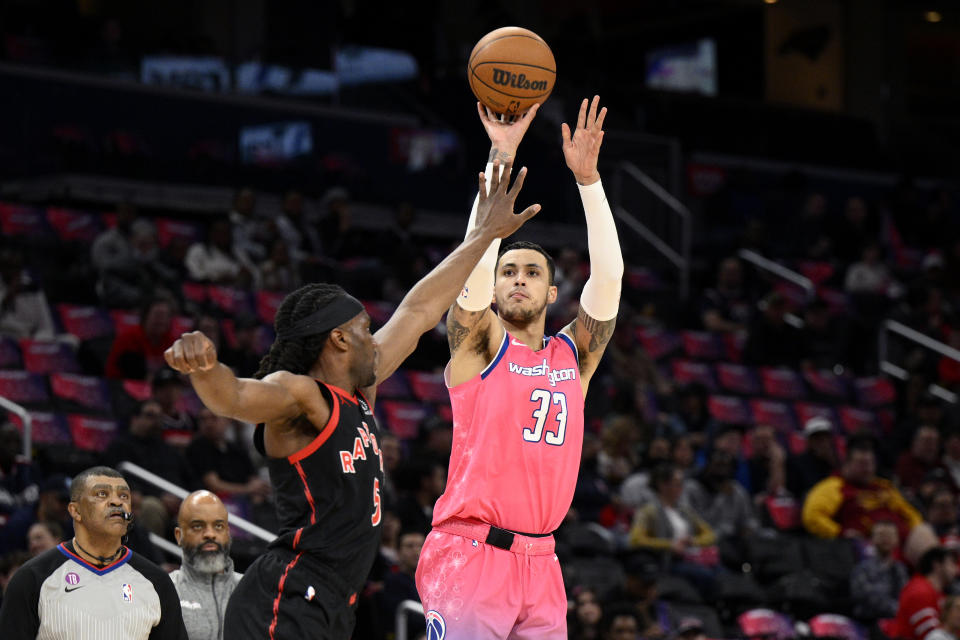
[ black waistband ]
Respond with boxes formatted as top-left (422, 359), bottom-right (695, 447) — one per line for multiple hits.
top-left (484, 525), bottom-right (553, 551)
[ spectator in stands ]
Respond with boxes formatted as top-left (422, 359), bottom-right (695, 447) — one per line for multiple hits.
top-left (934, 595), bottom-right (960, 640)
top-left (553, 247), bottom-right (587, 311)
top-left (194, 312), bottom-right (222, 353)
top-left (800, 298), bottom-right (846, 370)
top-left (685, 450), bottom-right (759, 540)
top-left (151, 367), bottom-right (195, 432)
top-left (845, 242), bottom-right (894, 296)
top-left (849, 520), bottom-right (909, 622)
top-left (0, 474), bottom-right (72, 555)
top-left (747, 423), bottom-right (787, 499)
top-left (90, 201), bottom-right (138, 286)
top-left (568, 586), bottom-right (603, 640)
top-left (379, 202), bottom-right (429, 303)
top-left (831, 196), bottom-right (879, 263)
top-left (892, 547), bottom-right (958, 640)
top-left (0, 422), bottom-right (40, 520)
top-left (787, 416), bottom-right (839, 498)
top-left (701, 256), bottom-right (752, 333)
top-left (599, 417), bottom-right (640, 489)
top-left (395, 458), bottom-right (445, 535)
top-left (102, 399), bottom-right (194, 535)
top-left (926, 489), bottom-right (960, 545)
top-left (378, 432), bottom-right (402, 511)
top-left (170, 491), bottom-right (242, 640)
top-left (574, 432), bottom-right (616, 522)
top-left (93, 219), bottom-right (179, 309)
top-left (185, 408), bottom-right (270, 505)
top-left (803, 432), bottom-right (923, 541)
top-left (601, 604), bottom-right (642, 640)
top-left (676, 617), bottom-right (708, 640)
top-left (228, 187), bottom-right (267, 271)
top-left (185, 218), bottom-right (257, 288)
top-left (614, 558), bottom-right (676, 639)
top-left (0, 247), bottom-right (55, 340)
top-left (700, 423), bottom-right (752, 492)
top-left (629, 463), bottom-right (716, 593)
top-left (620, 435), bottom-right (671, 510)
top-left (258, 238), bottom-right (300, 293)
top-left (0, 550), bottom-right (28, 608)
top-left (26, 521), bottom-right (61, 557)
top-left (105, 295), bottom-right (178, 379)
top-left (743, 291), bottom-right (803, 367)
top-left (273, 189), bottom-right (319, 261)
top-left (377, 530), bottom-right (426, 638)
top-left (218, 313), bottom-right (261, 378)
top-left (943, 429), bottom-right (960, 490)
top-left (897, 425), bottom-right (947, 498)
top-left (672, 434), bottom-right (697, 477)
top-left (320, 187), bottom-right (365, 261)
top-left (667, 383), bottom-right (716, 449)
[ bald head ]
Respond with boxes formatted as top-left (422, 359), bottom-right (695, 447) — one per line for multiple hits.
top-left (175, 491), bottom-right (231, 574)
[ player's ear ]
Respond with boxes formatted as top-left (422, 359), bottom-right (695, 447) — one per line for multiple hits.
top-left (547, 285), bottom-right (558, 304)
top-left (328, 328), bottom-right (349, 352)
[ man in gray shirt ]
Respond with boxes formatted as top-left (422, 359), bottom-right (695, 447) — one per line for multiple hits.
top-left (169, 491), bottom-right (242, 640)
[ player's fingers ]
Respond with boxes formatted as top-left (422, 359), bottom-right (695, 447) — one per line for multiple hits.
top-left (499, 161), bottom-right (514, 193)
top-left (596, 106), bottom-right (608, 131)
top-left (163, 344), bottom-right (178, 370)
top-left (516, 204), bottom-right (542, 223)
top-left (522, 103), bottom-right (540, 123)
top-left (477, 172), bottom-right (487, 200)
top-left (576, 98), bottom-right (588, 131)
top-left (476, 101), bottom-right (487, 123)
top-left (561, 122), bottom-right (571, 146)
top-left (507, 166), bottom-right (528, 198)
top-left (166, 342), bottom-right (188, 373)
top-left (587, 95), bottom-right (600, 127)
top-left (489, 160), bottom-right (501, 193)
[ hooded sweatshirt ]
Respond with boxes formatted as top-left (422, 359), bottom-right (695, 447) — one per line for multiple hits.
top-left (169, 556), bottom-right (242, 640)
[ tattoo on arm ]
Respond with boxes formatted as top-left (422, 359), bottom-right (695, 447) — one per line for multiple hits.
top-left (447, 310), bottom-right (481, 352)
top-left (488, 147), bottom-right (512, 163)
top-left (577, 307), bottom-right (616, 353)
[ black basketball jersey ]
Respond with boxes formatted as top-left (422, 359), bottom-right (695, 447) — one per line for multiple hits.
top-left (255, 381), bottom-right (384, 594)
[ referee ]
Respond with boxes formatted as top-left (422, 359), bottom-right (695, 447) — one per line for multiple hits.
top-left (0, 466), bottom-right (187, 639)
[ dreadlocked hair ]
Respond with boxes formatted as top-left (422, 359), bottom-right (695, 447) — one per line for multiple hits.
top-left (254, 283), bottom-right (347, 379)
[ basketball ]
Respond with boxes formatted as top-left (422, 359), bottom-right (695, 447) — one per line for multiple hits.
top-left (467, 26), bottom-right (556, 116)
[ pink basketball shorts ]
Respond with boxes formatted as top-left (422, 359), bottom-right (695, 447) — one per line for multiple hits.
top-left (414, 518), bottom-right (567, 640)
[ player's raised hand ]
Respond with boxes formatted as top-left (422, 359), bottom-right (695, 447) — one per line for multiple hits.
top-left (477, 101), bottom-right (540, 163)
top-left (562, 95), bottom-right (606, 186)
top-left (164, 331), bottom-right (219, 374)
top-left (474, 160), bottom-right (541, 239)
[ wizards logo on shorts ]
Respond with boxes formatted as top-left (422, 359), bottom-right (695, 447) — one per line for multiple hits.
top-left (425, 610), bottom-right (446, 640)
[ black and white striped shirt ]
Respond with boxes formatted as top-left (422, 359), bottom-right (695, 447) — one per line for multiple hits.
top-left (0, 541), bottom-right (187, 640)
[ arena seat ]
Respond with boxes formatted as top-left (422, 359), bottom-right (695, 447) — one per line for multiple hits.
top-left (0, 370), bottom-right (50, 405)
top-left (0, 202), bottom-right (49, 239)
top-left (49, 372), bottom-right (112, 413)
top-left (760, 367), bottom-right (807, 400)
top-left (750, 399), bottom-right (797, 432)
top-left (852, 376), bottom-right (896, 408)
top-left (46, 206), bottom-right (103, 243)
top-left (707, 395), bottom-right (752, 425)
top-left (57, 304), bottom-right (114, 341)
top-left (67, 413), bottom-right (118, 451)
top-left (635, 327), bottom-right (681, 360)
top-left (9, 411), bottom-right (71, 446)
top-left (0, 335), bottom-right (22, 369)
top-left (671, 360), bottom-right (717, 391)
top-left (802, 369), bottom-right (849, 400)
top-left (20, 339), bottom-right (80, 374)
top-left (716, 363), bottom-right (761, 395)
top-left (375, 371), bottom-right (413, 400)
top-left (378, 400), bottom-right (430, 439)
top-left (407, 371), bottom-right (449, 404)
top-left (682, 331), bottom-right (724, 361)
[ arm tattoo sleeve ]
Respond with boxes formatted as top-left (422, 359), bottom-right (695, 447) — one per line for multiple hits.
top-left (577, 307), bottom-right (616, 353)
top-left (448, 310), bottom-right (481, 352)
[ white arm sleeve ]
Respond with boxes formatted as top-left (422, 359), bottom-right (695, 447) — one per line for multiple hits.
top-left (578, 180), bottom-right (623, 321)
top-left (456, 162), bottom-right (502, 312)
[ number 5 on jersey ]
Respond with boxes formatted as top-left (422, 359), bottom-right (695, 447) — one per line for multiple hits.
top-left (523, 389), bottom-right (567, 445)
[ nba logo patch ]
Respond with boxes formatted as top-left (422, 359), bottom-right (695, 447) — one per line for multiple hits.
top-left (121, 583), bottom-right (133, 602)
top-left (425, 610), bottom-right (446, 640)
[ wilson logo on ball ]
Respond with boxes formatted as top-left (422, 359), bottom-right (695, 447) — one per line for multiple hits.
top-left (491, 69), bottom-right (549, 92)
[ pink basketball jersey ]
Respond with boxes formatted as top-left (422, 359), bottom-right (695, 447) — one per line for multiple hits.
top-left (433, 331), bottom-right (585, 534)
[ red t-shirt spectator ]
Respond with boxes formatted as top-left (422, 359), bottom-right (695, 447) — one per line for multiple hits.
top-left (892, 575), bottom-right (943, 640)
top-left (105, 324), bottom-right (176, 379)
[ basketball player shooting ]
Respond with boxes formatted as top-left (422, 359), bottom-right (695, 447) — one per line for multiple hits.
top-left (162, 162), bottom-right (539, 640)
top-left (415, 95), bottom-right (623, 639)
